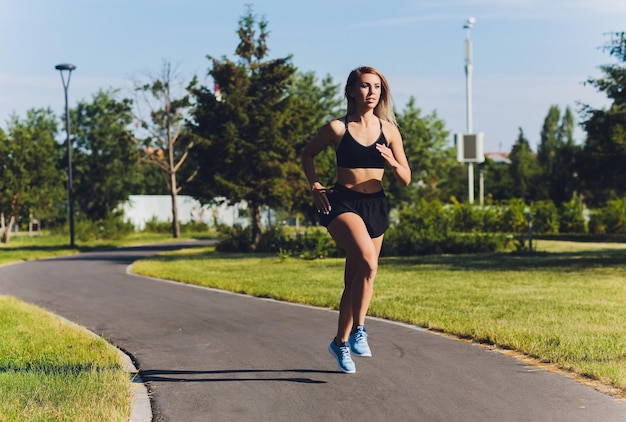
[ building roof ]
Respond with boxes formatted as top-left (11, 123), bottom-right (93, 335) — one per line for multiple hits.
top-left (484, 152), bottom-right (512, 164)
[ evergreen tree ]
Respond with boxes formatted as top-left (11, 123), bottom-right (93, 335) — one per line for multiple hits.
top-left (537, 105), bottom-right (561, 199)
top-left (579, 32), bottom-right (626, 204)
top-left (188, 6), bottom-right (298, 246)
top-left (481, 156), bottom-right (514, 201)
top-left (560, 106), bottom-right (575, 145)
top-left (508, 128), bottom-right (541, 201)
top-left (552, 106), bottom-right (581, 203)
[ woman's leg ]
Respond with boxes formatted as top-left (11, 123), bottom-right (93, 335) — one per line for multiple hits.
top-left (328, 212), bottom-right (383, 344)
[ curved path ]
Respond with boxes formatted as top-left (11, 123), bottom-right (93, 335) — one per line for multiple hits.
top-left (1, 242), bottom-right (624, 421)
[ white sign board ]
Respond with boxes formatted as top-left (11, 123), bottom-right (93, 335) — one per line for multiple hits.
top-left (455, 132), bottom-right (485, 163)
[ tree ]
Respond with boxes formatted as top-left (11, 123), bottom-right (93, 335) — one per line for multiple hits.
top-left (508, 128), bottom-right (541, 201)
top-left (536, 105), bottom-right (561, 199)
top-left (133, 61), bottom-right (196, 238)
top-left (535, 105), bottom-right (581, 203)
top-left (0, 109), bottom-right (65, 243)
top-left (579, 32), bottom-right (626, 204)
top-left (71, 89), bottom-right (141, 221)
top-left (392, 97), bottom-right (457, 204)
top-left (552, 106), bottom-right (581, 204)
top-left (188, 6), bottom-right (298, 246)
top-left (480, 156), bottom-right (514, 202)
top-left (579, 107), bottom-right (626, 203)
top-left (560, 106), bottom-right (575, 145)
top-left (285, 71), bottom-right (342, 224)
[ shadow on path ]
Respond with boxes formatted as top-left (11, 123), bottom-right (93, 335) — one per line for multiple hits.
top-left (141, 368), bottom-right (335, 384)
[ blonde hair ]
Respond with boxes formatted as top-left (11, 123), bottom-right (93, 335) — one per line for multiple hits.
top-left (344, 66), bottom-right (397, 126)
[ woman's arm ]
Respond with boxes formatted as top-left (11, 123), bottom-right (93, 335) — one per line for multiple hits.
top-left (300, 120), bottom-right (341, 190)
top-left (301, 120), bottom-right (342, 213)
top-left (378, 122), bottom-right (411, 186)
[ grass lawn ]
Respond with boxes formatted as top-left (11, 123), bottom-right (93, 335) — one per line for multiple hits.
top-left (0, 296), bottom-right (130, 421)
top-left (131, 239), bottom-right (626, 397)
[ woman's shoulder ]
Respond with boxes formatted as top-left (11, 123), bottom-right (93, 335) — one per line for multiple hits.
top-left (380, 118), bottom-right (401, 138)
top-left (311, 117), bottom-right (346, 147)
top-left (323, 117), bottom-right (347, 137)
top-left (328, 117), bottom-right (347, 130)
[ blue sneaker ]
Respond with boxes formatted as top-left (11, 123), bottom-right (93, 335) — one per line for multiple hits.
top-left (349, 326), bottom-right (372, 357)
top-left (328, 340), bottom-right (356, 373)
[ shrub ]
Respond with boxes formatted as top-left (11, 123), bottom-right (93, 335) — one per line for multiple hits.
top-left (143, 217), bottom-right (171, 234)
top-left (75, 213), bottom-right (134, 241)
top-left (558, 198), bottom-right (587, 233)
top-left (481, 206), bottom-right (505, 233)
top-left (180, 220), bottom-right (210, 234)
top-left (216, 224), bottom-right (340, 258)
top-left (381, 200), bottom-right (510, 256)
top-left (501, 199), bottom-right (528, 233)
top-left (450, 203), bottom-right (482, 232)
top-left (588, 211), bottom-right (606, 234)
top-left (599, 199), bottom-right (626, 234)
top-left (215, 225), bottom-right (253, 252)
top-left (531, 201), bottom-right (559, 234)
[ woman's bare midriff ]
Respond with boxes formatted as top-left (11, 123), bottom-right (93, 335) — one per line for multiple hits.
top-left (336, 167), bottom-right (385, 193)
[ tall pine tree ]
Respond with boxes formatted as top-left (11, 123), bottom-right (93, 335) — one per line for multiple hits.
top-left (188, 6), bottom-right (298, 246)
top-left (509, 128), bottom-right (541, 201)
top-left (580, 32), bottom-right (626, 204)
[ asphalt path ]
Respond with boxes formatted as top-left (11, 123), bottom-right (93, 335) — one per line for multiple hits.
top-left (1, 241), bottom-right (625, 421)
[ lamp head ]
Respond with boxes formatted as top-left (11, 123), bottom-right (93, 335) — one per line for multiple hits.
top-left (463, 17), bottom-right (476, 29)
top-left (55, 63), bottom-right (76, 71)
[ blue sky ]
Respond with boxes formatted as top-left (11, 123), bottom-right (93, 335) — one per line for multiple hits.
top-left (2, 0), bottom-right (625, 152)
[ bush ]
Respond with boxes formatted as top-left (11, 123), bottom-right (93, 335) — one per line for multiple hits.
top-left (599, 199), bottom-right (626, 234)
top-left (588, 211), bottom-right (606, 234)
top-left (143, 217), bottom-right (171, 234)
top-left (216, 224), bottom-right (341, 258)
top-left (501, 199), bottom-right (528, 233)
top-left (558, 198), bottom-right (587, 233)
top-left (75, 213), bottom-right (135, 242)
top-left (180, 220), bottom-right (210, 234)
top-left (215, 225), bottom-right (253, 252)
top-left (531, 201), bottom-right (559, 234)
top-left (450, 203), bottom-right (481, 232)
top-left (481, 206), bottom-right (506, 233)
top-left (381, 200), bottom-right (510, 256)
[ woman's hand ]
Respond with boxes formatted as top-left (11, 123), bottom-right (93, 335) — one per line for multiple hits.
top-left (311, 183), bottom-right (332, 215)
top-left (376, 143), bottom-right (400, 168)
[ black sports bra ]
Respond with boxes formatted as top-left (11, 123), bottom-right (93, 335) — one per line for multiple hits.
top-left (336, 118), bottom-right (388, 169)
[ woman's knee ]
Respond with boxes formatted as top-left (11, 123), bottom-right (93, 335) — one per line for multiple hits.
top-left (356, 250), bottom-right (378, 280)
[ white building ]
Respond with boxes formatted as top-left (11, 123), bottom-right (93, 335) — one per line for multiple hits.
top-left (120, 195), bottom-right (249, 230)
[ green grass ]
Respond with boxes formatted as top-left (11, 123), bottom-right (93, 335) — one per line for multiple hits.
top-left (0, 296), bottom-right (131, 421)
top-left (0, 232), bottom-right (200, 265)
top-left (131, 239), bottom-right (626, 395)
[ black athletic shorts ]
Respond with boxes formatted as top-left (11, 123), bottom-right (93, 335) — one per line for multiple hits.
top-left (319, 183), bottom-right (389, 238)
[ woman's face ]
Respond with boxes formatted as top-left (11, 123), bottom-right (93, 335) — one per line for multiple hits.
top-left (351, 72), bottom-right (382, 109)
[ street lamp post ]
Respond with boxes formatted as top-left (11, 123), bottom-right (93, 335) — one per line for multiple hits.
top-left (464, 17), bottom-right (475, 204)
top-left (55, 63), bottom-right (76, 247)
